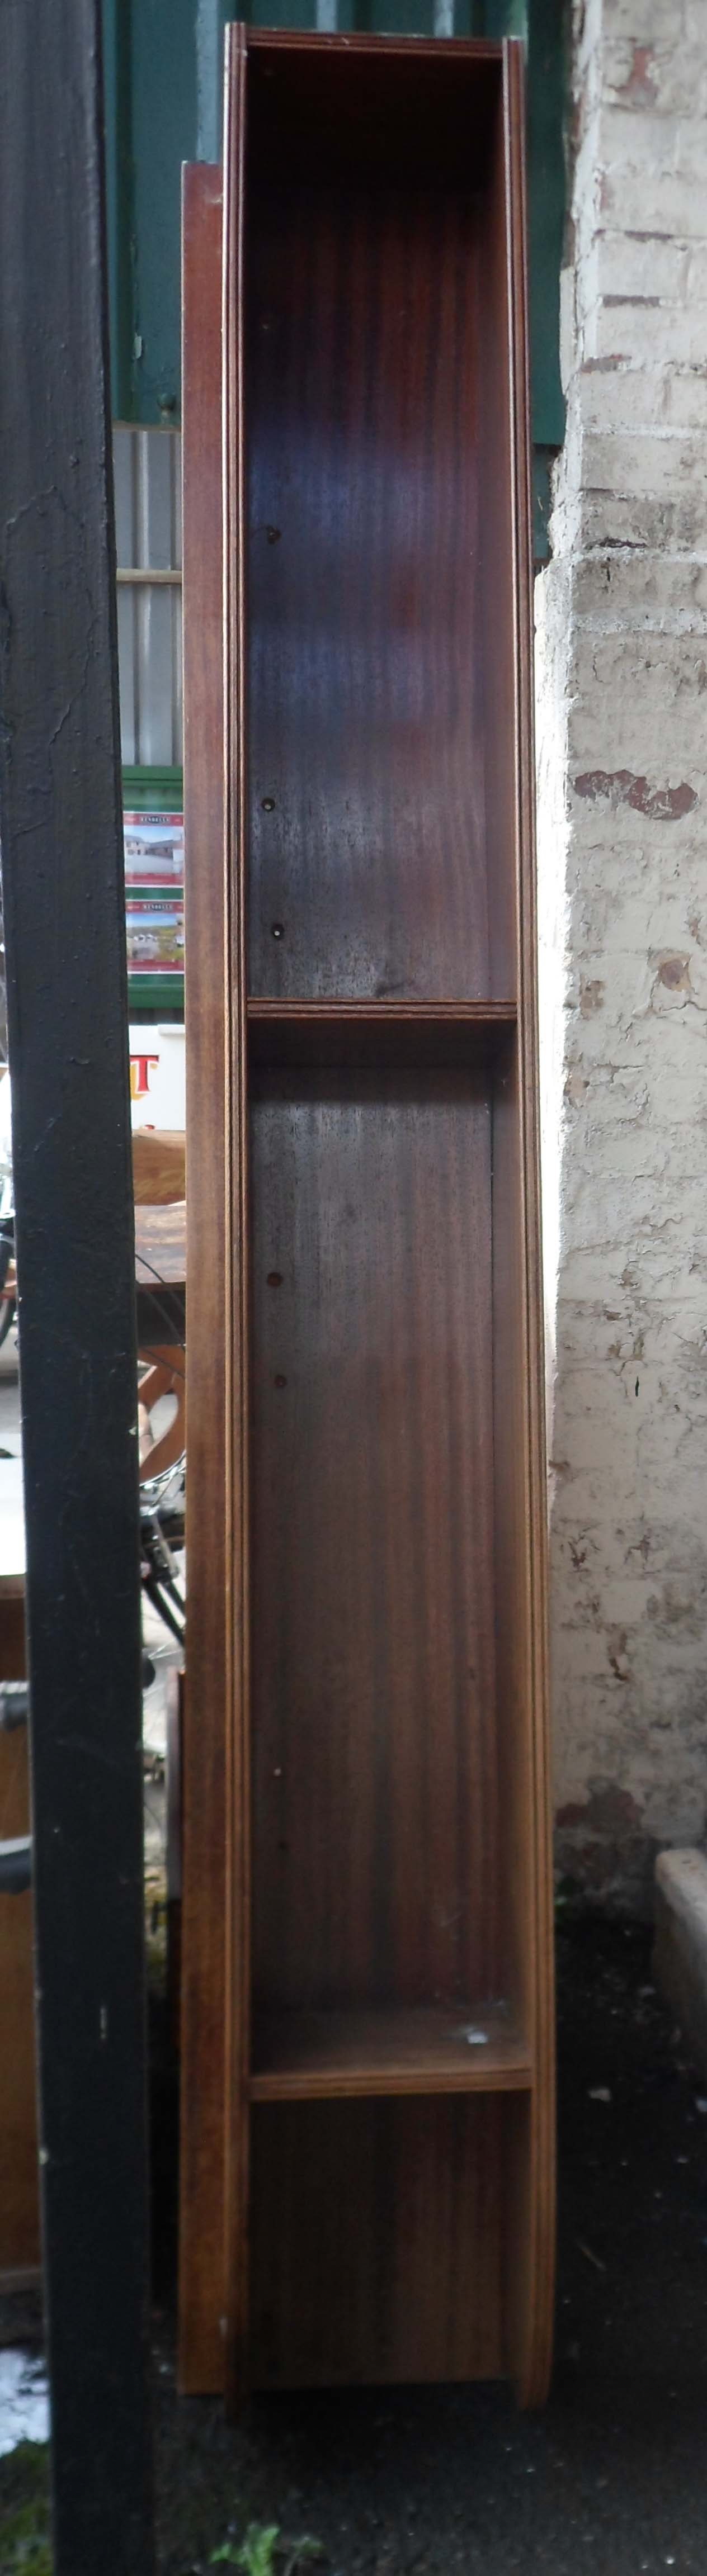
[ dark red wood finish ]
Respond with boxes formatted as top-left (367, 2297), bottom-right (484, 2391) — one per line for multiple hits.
top-left (181, 30), bottom-right (554, 2411)
top-left (247, 999), bottom-right (516, 1069)
top-left (249, 2095), bottom-right (507, 2388)
top-left (246, 174), bottom-right (490, 1001)
top-left (250, 1067), bottom-right (497, 2019)
top-left (180, 160), bottom-right (228, 2395)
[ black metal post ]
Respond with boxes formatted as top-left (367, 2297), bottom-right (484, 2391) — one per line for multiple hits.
top-left (0, 4), bottom-right (154, 2569)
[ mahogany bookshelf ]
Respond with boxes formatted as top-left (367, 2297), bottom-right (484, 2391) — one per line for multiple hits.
top-left (180, 28), bottom-right (554, 2411)
top-left (249, 2004), bottom-right (531, 2102)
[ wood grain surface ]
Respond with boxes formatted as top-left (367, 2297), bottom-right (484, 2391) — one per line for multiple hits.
top-left (502, 40), bottom-right (555, 2408)
top-left (247, 999), bottom-right (516, 1070)
top-left (222, 20), bottom-right (252, 2417)
top-left (178, 159), bottom-right (228, 2396)
top-left (245, 35), bottom-right (502, 194)
top-left (181, 27), bottom-right (554, 2408)
top-left (250, 2001), bottom-right (530, 2099)
top-left (250, 1067), bottom-right (498, 2019)
top-left (132, 1127), bottom-right (185, 1207)
top-left (249, 2095), bottom-right (507, 2389)
top-left (135, 1201), bottom-right (185, 1288)
top-left (246, 174), bottom-right (492, 1001)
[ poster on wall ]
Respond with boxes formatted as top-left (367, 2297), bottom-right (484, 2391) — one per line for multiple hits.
top-left (124, 808), bottom-right (184, 888)
top-left (125, 889), bottom-right (185, 977)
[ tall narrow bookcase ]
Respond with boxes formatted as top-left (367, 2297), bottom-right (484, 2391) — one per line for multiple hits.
top-left (180, 29), bottom-right (554, 2409)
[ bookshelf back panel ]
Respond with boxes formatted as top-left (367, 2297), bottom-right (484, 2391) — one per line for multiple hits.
top-left (246, 172), bottom-right (493, 1001)
top-left (249, 1067), bottom-right (499, 2016)
top-left (250, 2093), bottom-right (507, 2388)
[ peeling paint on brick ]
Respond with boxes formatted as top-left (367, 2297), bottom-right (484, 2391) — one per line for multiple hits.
top-left (535, 0), bottom-right (707, 1915)
top-left (614, 44), bottom-right (658, 111)
top-left (573, 769), bottom-right (698, 820)
top-left (579, 976), bottom-right (605, 1016)
top-left (557, 1786), bottom-right (642, 1838)
top-left (564, 1067), bottom-right (591, 1104)
top-left (657, 954), bottom-right (691, 991)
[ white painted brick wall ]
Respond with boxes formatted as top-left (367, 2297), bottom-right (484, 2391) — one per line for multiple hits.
top-left (536, 0), bottom-right (707, 1907)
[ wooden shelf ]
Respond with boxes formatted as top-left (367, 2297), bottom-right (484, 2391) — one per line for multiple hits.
top-left (181, 31), bottom-right (555, 2408)
top-left (247, 1000), bottom-right (517, 1069)
top-left (250, 2004), bottom-right (531, 2100)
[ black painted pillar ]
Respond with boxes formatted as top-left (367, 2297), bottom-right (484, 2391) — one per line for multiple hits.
top-left (0, 4), bottom-right (154, 2569)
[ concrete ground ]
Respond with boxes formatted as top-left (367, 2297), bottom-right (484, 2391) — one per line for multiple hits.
top-left (2, 1349), bottom-right (706, 2566)
top-left (149, 1921), bottom-right (707, 2574)
top-left (3, 1889), bottom-right (707, 2573)
top-left (4, 1905), bottom-right (707, 2573)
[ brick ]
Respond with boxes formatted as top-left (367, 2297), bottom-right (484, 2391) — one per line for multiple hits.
top-left (602, 37), bottom-right (707, 117)
top-left (600, 164), bottom-right (707, 240)
top-left (590, 297), bottom-right (707, 366)
top-left (597, 102), bottom-right (682, 173)
top-left (581, 426), bottom-right (704, 498)
top-left (588, 231), bottom-right (689, 300)
top-left (571, 550), bottom-right (707, 630)
top-left (569, 486), bottom-right (707, 551)
top-left (577, 358), bottom-right (707, 438)
top-left (535, 0), bottom-right (707, 1911)
top-left (605, 1), bottom-right (690, 44)
top-left (684, 0), bottom-right (707, 50)
top-left (684, 245), bottom-right (707, 299)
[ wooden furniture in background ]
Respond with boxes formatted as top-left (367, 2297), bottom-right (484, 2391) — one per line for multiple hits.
top-left (135, 1199), bottom-right (186, 1296)
top-left (180, 31), bottom-right (554, 2406)
top-left (132, 1128), bottom-right (185, 1208)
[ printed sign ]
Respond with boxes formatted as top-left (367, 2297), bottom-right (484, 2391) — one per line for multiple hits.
top-left (124, 809), bottom-right (184, 887)
top-left (126, 889), bottom-right (185, 977)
